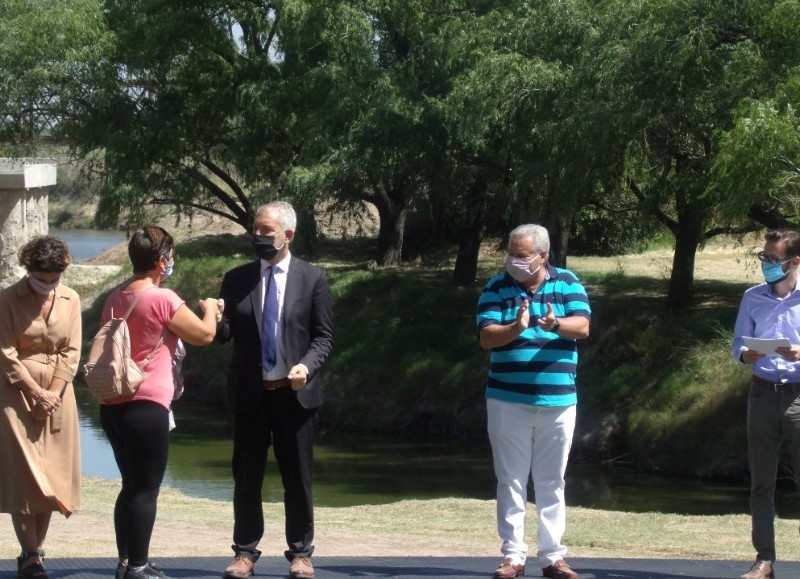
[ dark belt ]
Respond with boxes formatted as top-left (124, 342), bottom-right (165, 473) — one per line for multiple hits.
top-left (264, 378), bottom-right (291, 391)
top-left (752, 375), bottom-right (800, 393)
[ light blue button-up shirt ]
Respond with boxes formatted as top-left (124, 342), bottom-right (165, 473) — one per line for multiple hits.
top-left (732, 283), bottom-right (800, 382)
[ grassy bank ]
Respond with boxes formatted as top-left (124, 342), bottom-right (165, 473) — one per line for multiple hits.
top-left (77, 232), bottom-right (764, 479)
top-left (1, 478), bottom-right (797, 561)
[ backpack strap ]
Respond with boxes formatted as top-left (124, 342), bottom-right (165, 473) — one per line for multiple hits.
top-left (140, 334), bottom-right (165, 369)
top-left (117, 287), bottom-right (166, 370)
top-left (121, 287), bottom-right (150, 320)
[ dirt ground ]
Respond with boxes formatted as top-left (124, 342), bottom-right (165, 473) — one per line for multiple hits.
top-left (0, 487), bottom-right (499, 559)
top-left (0, 510), bottom-right (482, 559)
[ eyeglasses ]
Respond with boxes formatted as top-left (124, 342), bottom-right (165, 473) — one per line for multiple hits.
top-left (756, 251), bottom-right (797, 265)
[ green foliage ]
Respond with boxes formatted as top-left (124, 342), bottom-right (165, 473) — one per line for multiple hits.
top-left (713, 78), bottom-right (800, 220)
top-left (626, 331), bottom-right (750, 477)
top-left (576, 268), bottom-right (754, 476)
top-left (323, 265), bottom-right (487, 433)
top-left (571, 201), bottom-right (662, 256)
top-left (0, 0), bottom-right (110, 144)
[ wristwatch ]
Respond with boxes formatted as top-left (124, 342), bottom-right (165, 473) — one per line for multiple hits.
top-left (551, 318), bottom-right (560, 333)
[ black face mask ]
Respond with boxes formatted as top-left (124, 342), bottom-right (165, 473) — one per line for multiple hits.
top-left (252, 235), bottom-right (283, 261)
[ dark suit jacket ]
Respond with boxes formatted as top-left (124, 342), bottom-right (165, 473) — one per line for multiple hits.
top-left (216, 256), bottom-right (334, 414)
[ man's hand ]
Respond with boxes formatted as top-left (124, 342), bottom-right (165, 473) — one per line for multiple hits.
top-left (742, 348), bottom-right (765, 364)
top-left (288, 365), bottom-right (308, 390)
top-left (536, 302), bottom-right (558, 332)
top-left (775, 345), bottom-right (800, 362)
top-left (515, 298), bottom-right (530, 331)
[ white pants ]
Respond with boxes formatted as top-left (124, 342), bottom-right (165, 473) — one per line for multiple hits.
top-left (487, 398), bottom-right (576, 568)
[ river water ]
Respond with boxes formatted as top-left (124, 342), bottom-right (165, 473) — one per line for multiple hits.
top-left (51, 227), bottom-right (128, 261)
top-left (59, 228), bottom-right (799, 515)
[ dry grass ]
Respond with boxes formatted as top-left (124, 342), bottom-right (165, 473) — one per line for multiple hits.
top-left (569, 243), bottom-right (762, 284)
top-left (1, 478), bottom-right (797, 561)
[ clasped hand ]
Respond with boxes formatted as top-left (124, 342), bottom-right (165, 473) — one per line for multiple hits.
top-left (32, 389), bottom-right (60, 421)
top-left (199, 297), bottom-right (224, 321)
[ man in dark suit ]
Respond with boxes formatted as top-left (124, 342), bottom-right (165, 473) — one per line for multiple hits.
top-left (216, 201), bottom-right (334, 579)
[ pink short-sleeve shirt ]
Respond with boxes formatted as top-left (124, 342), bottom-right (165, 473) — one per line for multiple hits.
top-left (100, 287), bottom-right (185, 410)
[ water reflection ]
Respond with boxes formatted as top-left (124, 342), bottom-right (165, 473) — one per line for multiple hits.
top-left (76, 389), bottom-right (793, 515)
top-left (79, 389), bottom-right (497, 507)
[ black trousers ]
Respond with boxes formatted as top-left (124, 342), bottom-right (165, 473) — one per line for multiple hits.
top-left (100, 400), bottom-right (170, 566)
top-left (231, 387), bottom-right (317, 561)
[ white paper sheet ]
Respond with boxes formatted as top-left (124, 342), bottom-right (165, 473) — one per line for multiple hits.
top-left (744, 336), bottom-right (792, 355)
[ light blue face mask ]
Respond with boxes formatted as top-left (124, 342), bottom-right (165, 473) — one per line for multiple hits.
top-left (762, 260), bottom-right (789, 284)
top-left (163, 260), bottom-right (174, 280)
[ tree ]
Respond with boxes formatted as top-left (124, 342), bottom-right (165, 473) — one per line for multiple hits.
top-left (444, 0), bottom-right (616, 275)
top-left (593, 0), bottom-right (800, 308)
top-left (288, 0), bottom-right (472, 266)
top-left (714, 69), bottom-right (800, 223)
top-left (0, 0), bottom-right (109, 151)
top-left (2, 0), bottom-right (375, 233)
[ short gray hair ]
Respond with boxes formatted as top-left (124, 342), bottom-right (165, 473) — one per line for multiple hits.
top-left (508, 224), bottom-right (550, 254)
top-left (255, 201), bottom-right (297, 232)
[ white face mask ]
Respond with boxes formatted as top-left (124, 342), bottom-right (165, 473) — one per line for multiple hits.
top-left (505, 256), bottom-right (540, 283)
top-left (28, 275), bottom-right (60, 295)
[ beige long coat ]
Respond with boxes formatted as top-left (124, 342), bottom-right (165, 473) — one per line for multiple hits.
top-left (0, 277), bottom-right (81, 516)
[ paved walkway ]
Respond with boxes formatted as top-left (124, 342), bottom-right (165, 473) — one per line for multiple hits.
top-left (2, 557), bottom-right (799, 579)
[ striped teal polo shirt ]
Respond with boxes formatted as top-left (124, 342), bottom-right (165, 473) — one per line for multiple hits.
top-left (476, 263), bottom-right (591, 407)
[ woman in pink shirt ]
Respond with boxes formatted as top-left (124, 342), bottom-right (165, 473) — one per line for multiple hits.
top-left (99, 226), bottom-right (220, 579)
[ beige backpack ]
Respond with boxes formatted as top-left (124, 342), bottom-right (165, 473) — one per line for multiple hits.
top-left (83, 288), bottom-right (162, 401)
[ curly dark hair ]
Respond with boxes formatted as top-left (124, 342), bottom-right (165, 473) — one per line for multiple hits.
top-left (18, 236), bottom-right (72, 273)
top-left (128, 225), bottom-right (174, 274)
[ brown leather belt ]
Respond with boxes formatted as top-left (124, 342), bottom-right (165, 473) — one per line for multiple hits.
top-left (752, 375), bottom-right (800, 393)
top-left (264, 378), bottom-right (291, 391)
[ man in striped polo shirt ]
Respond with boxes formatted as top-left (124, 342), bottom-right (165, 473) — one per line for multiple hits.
top-left (477, 224), bottom-right (591, 579)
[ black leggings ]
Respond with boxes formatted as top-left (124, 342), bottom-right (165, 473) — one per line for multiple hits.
top-left (100, 400), bottom-right (170, 566)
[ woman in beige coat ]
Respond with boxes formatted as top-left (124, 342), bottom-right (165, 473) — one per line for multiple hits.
top-left (0, 236), bottom-right (81, 579)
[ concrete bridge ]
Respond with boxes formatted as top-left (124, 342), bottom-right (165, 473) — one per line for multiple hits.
top-left (0, 158), bottom-right (56, 288)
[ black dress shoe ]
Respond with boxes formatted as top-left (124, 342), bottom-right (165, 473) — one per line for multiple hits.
top-left (124, 563), bottom-right (171, 579)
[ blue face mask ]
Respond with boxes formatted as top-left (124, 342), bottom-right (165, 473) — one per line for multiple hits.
top-left (163, 260), bottom-right (174, 280)
top-left (762, 260), bottom-right (789, 284)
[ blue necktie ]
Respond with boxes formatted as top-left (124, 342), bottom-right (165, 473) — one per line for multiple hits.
top-left (261, 266), bottom-right (278, 371)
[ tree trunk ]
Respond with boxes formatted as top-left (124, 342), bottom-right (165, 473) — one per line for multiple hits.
top-left (293, 203), bottom-right (318, 257)
top-left (373, 192), bottom-right (407, 266)
top-left (452, 210), bottom-right (483, 286)
top-left (549, 214), bottom-right (572, 268)
top-left (666, 215), bottom-right (703, 309)
top-left (452, 176), bottom-right (487, 286)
